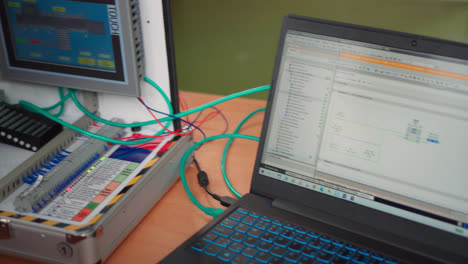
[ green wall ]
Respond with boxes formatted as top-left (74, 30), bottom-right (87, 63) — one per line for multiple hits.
top-left (171, 0), bottom-right (468, 99)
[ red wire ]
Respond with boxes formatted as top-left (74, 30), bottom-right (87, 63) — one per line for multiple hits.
top-left (195, 109), bottom-right (221, 126)
top-left (139, 97), bottom-right (197, 137)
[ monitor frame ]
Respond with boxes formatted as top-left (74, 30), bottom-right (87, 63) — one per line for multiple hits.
top-left (0, 0), bottom-right (142, 97)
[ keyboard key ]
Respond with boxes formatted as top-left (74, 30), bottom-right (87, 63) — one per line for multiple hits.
top-left (272, 218), bottom-right (283, 226)
top-left (322, 243), bottom-right (342, 254)
top-left (283, 223), bottom-right (295, 230)
top-left (331, 255), bottom-right (351, 264)
top-left (298, 255), bottom-right (315, 264)
top-left (257, 240), bottom-right (274, 252)
top-left (337, 247), bottom-right (355, 259)
top-left (242, 215), bottom-right (258, 225)
top-left (345, 244), bottom-right (357, 251)
top-left (302, 245), bottom-right (320, 257)
top-left (213, 236), bottom-right (231, 247)
top-left (352, 252), bottom-right (371, 264)
top-left (384, 258), bottom-right (399, 264)
top-left (332, 240), bottom-right (345, 246)
top-left (242, 246), bottom-right (258, 258)
top-left (191, 240), bottom-right (209, 251)
top-left (267, 224), bottom-right (283, 234)
top-left (237, 208), bottom-right (249, 214)
top-left (317, 251), bottom-right (335, 262)
top-left (271, 245), bottom-right (288, 257)
top-left (309, 237), bottom-right (327, 249)
top-left (358, 249), bottom-right (370, 256)
top-left (213, 225), bottom-right (234, 237)
top-left (249, 211), bottom-right (261, 218)
top-left (204, 244), bottom-right (223, 256)
top-left (236, 223), bottom-right (251, 233)
top-left (270, 256), bottom-right (285, 264)
top-left (232, 253), bottom-right (250, 264)
top-left (294, 233), bottom-right (310, 244)
top-left (274, 236), bottom-right (291, 247)
top-left (255, 251), bottom-right (273, 263)
top-left (319, 235), bottom-right (331, 243)
top-left (368, 257), bottom-right (383, 264)
top-left (229, 241), bottom-right (246, 253)
top-left (260, 215), bottom-right (271, 222)
top-left (371, 254), bottom-right (385, 261)
top-left (231, 231), bottom-right (247, 242)
top-left (288, 241), bottom-right (304, 252)
top-left (218, 248), bottom-right (236, 261)
top-left (221, 217), bottom-right (238, 228)
top-left (248, 259), bottom-right (263, 264)
top-left (260, 231), bottom-right (277, 243)
top-left (248, 227), bottom-right (264, 238)
top-left (202, 231), bottom-right (218, 242)
top-left (307, 231), bottom-right (319, 238)
top-left (284, 250), bottom-right (301, 262)
top-left (295, 227), bottom-right (307, 234)
top-left (315, 260), bottom-right (329, 264)
top-left (255, 220), bottom-right (271, 230)
top-left (244, 236), bottom-right (260, 247)
top-left (280, 229), bottom-right (296, 239)
top-left (230, 211), bottom-right (247, 221)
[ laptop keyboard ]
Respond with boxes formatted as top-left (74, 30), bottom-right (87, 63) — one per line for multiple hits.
top-left (191, 208), bottom-right (400, 264)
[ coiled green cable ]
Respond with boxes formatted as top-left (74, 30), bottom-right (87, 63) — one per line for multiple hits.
top-left (221, 107), bottom-right (266, 198)
top-left (179, 133), bottom-right (260, 218)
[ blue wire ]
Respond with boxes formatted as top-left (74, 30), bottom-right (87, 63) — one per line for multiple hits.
top-left (210, 106), bottom-right (229, 134)
top-left (137, 98), bottom-right (207, 139)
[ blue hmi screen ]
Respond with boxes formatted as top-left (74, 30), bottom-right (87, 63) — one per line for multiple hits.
top-left (0, 0), bottom-right (124, 81)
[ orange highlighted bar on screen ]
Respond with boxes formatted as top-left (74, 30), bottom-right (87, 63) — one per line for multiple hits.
top-left (340, 52), bottom-right (468, 81)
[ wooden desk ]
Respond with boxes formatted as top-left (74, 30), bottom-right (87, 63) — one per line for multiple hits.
top-left (0, 91), bottom-right (267, 264)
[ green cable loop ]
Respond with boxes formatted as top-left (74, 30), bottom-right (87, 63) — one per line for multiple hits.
top-left (180, 133), bottom-right (260, 218)
top-left (221, 107), bottom-right (266, 198)
top-left (70, 81), bottom-right (270, 128)
top-left (41, 87), bottom-right (70, 111)
top-left (20, 76), bottom-right (269, 146)
top-left (69, 76), bottom-right (174, 128)
top-left (50, 87), bottom-right (67, 117)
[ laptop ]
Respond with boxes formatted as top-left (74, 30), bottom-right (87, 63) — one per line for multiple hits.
top-left (161, 15), bottom-right (468, 263)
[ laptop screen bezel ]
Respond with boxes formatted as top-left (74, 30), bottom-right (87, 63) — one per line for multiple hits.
top-left (250, 15), bottom-right (468, 260)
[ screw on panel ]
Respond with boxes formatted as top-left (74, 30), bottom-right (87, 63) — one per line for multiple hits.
top-left (57, 242), bottom-right (73, 257)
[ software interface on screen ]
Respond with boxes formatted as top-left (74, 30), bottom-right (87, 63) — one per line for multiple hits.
top-left (259, 30), bottom-right (468, 237)
top-left (0, 0), bottom-right (124, 81)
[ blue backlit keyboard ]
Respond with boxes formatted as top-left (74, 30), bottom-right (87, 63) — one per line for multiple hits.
top-left (191, 208), bottom-right (400, 264)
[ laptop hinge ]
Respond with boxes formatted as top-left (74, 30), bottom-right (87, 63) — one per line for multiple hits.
top-left (272, 197), bottom-right (395, 244)
top-left (272, 198), bottom-right (347, 229)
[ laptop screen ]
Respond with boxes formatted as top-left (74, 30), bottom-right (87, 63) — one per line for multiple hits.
top-left (258, 29), bottom-right (468, 238)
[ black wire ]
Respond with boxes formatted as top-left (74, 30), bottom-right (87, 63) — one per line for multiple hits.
top-left (193, 157), bottom-right (202, 171)
top-left (193, 154), bottom-right (237, 207)
top-left (203, 185), bottom-right (220, 201)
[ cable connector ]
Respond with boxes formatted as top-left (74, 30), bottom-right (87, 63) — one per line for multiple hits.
top-left (194, 157), bottom-right (238, 208)
top-left (219, 196), bottom-right (237, 207)
top-left (197, 170), bottom-right (209, 187)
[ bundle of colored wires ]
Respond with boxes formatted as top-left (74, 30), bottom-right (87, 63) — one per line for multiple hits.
top-left (137, 97), bottom-right (206, 139)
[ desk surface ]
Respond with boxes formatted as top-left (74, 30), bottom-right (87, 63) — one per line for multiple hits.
top-left (0, 91), bottom-right (267, 264)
